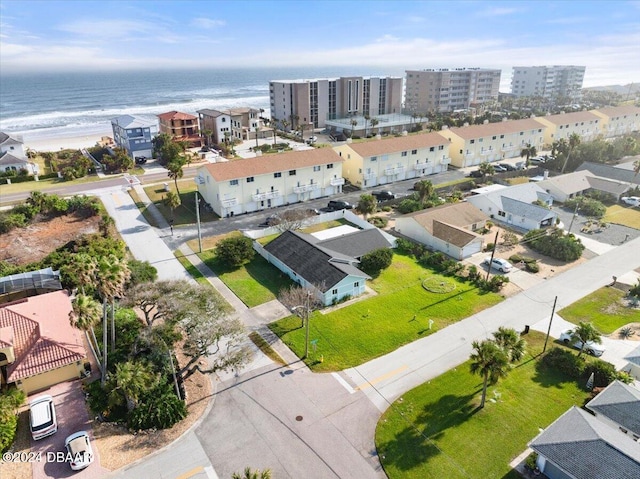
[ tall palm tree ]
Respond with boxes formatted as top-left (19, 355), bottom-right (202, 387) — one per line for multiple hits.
top-left (167, 158), bottom-right (186, 195)
top-left (164, 191), bottom-right (181, 222)
top-left (270, 117), bottom-right (279, 146)
top-left (493, 327), bottom-right (526, 363)
top-left (107, 361), bottom-right (158, 412)
top-left (571, 322), bottom-right (602, 358)
top-left (370, 117), bottom-right (379, 135)
top-left (414, 179), bottom-right (435, 207)
top-left (350, 118), bottom-right (358, 137)
top-left (232, 467), bottom-right (272, 479)
top-left (73, 253), bottom-right (97, 295)
top-left (469, 339), bottom-right (510, 408)
top-left (520, 143), bottom-right (537, 162)
top-left (69, 293), bottom-right (103, 364)
top-left (363, 114), bottom-right (370, 137)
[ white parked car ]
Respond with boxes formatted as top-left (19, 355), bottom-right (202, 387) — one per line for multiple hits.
top-left (621, 196), bottom-right (640, 207)
top-left (29, 395), bottom-right (57, 440)
top-left (482, 257), bottom-right (513, 273)
top-left (559, 329), bottom-right (605, 357)
top-left (65, 431), bottom-right (94, 470)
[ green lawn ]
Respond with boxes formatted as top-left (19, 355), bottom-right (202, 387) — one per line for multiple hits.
top-left (604, 204), bottom-right (640, 229)
top-left (198, 240), bottom-right (294, 308)
top-left (376, 332), bottom-right (591, 479)
top-left (559, 286), bottom-right (639, 334)
top-left (269, 254), bottom-right (503, 371)
top-left (142, 180), bottom-right (218, 225)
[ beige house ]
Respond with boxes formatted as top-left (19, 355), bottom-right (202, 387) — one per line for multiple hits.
top-left (197, 107), bottom-right (270, 145)
top-left (195, 149), bottom-right (345, 217)
top-left (333, 133), bottom-right (451, 188)
top-left (591, 105), bottom-right (640, 138)
top-left (535, 110), bottom-right (601, 146)
top-left (441, 118), bottom-right (547, 168)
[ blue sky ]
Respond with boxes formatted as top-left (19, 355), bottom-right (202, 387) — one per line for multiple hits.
top-left (1, 0), bottom-right (639, 88)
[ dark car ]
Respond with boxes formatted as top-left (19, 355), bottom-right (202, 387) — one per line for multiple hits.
top-left (468, 170), bottom-right (484, 178)
top-left (134, 156), bottom-right (147, 165)
top-left (258, 215), bottom-right (280, 228)
top-left (327, 200), bottom-right (353, 211)
top-left (498, 163), bottom-right (516, 171)
top-left (372, 190), bottom-right (396, 201)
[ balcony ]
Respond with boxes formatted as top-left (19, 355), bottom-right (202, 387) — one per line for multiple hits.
top-left (330, 177), bottom-right (345, 186)
top-left (385, 166), bottom-right (405, 176)
top-left (414, 161), bottom-right (430, 170)
top-left (293, 184), bottom-right (319, 194)
top-left (501, 145), bottom-right (517, 152)
top-left (363, 172), bottom-right (376, 181)
top-left (221, 198), bottom-right (237, 208)
top-left (252, 190), bottom-right (281, 201)
top-left (480, 149), bottom-right (495, 156)
top-left (440, 157), bottom-right (451, 165)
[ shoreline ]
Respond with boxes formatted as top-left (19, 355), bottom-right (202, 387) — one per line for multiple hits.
top-left (22, 130), bottom-right (113, 153)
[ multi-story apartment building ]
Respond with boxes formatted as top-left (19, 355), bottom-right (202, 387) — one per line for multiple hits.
top-left (441, 118), bottom-right (547, 167)
top-left (591, 105), bottom-right (640, 138)
top-left (535, 111), bottom-right (601, 146)
top-left (333, 132), bottom-right (451, 188)
top-left (197, 108), bottom-right (269, 146)
top-left (110, 115), bottom-right (158, 159)
top-left (510, 65), bottom-right (586, 101)
top-left (157, 111), bottom-right (201, 147)
top-left (195, 148), bottom-right (345, 217)
top-left (269, 76), bottom-right (403, 130)
top-left (404, 68), bottom-right (501, 113)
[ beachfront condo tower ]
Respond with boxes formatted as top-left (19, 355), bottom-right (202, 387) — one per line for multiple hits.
top-left (510, 65), bottom-right (586, 101)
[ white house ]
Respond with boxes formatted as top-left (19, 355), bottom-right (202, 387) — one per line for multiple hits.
top-left (333, 132), bottom-right (451, 188)
top-left (195, 148), bottom-right (345, 217)
top-left (0, 132), bottom-right (25, 158)
top-left (465, 183), bottom-right (557, 231)
top-left (0, 152), bottom-right (39, 176)
top-left (395, 203), bottom-right (488, 260)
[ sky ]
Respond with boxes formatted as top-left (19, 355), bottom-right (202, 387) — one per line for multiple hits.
top-left (1, 0), bottom-right (639, 89)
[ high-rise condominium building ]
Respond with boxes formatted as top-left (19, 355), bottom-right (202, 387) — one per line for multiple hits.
top-left (510, 65), bottom-right (586, 100)
top-left (269, 76), bottom-right (403, 130)
top-left (404, 68), bottom-right (501, 114)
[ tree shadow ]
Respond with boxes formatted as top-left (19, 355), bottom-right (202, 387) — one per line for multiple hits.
top-left (378, 392), bottom-right (479, 472)
top-left (531, 345), bottom-right (582, 388)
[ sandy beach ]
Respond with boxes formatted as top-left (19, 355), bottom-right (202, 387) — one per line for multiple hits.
top-left (21, 128), bottom-right (113, 152)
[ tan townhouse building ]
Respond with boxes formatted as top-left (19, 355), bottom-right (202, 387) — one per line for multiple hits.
top-left (158, 111), bottom-right (201, 148)
top-left (591, 105), bottom-right (640, 138)
top-left (195, 149), bottom-right (345, 217)
top-left (441, 118), bottom-right (547, 168)
top-left (333, 132), bottom-right (451, 188)
top-left (535, 111), bottom-right (601, 146)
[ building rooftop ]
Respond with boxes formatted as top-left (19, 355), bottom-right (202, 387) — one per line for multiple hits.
top-left (586, 381), bottom-right (640, 437)
top-left (341, 132), bottom-right (450, 157)
top-left (536, 110), bottom-right (601, 125)
top-left (445, 118), bottom-right (546, 140)
top-left (110, 114), bottom-right (157, 129)
top-left (158, 111), bottom-right (198, 121)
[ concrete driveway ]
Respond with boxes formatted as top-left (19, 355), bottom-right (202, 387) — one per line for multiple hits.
top-left (30, 380), bottom-right (109, 479)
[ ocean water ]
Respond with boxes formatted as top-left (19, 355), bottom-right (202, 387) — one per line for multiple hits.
top-left (0, 66), bottom-right (403, 142)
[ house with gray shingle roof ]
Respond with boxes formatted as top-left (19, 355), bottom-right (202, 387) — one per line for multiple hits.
top-left (0, 132), bottom-right (25, 158)
top-left (395, 202), bottom-right (488, 259)
top-left (529, 406), bottom-right (640, 479)
top-left (576, 162), bottom-right (640, 186)
top-left (540, 170), bottom-right (632, 202)
top-left (260, 230), bottom-right (372, 306)
top-left (586, 381), bottom-right (640, 440)
top-left (110, 114), bottom-right (158, 159)
top-left (0, 152), bottom-right (39, 176)
top-left (624, 343), bottom-right (640, 380)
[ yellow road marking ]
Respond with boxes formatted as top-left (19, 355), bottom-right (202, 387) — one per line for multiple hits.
top-left (175, 466), bottom-right (205, 479)
top-left (354, 365), bottom-right (408, 391)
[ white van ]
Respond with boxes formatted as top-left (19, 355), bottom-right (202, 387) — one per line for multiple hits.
top-left (29, 395), bottom-right (57, 440)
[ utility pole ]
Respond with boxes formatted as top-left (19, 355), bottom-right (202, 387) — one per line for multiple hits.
top-left (543, 296), bottom-right (558, 352)
top-left (567, 202), bottom-right (580, 234)
top-left (195, 191), bottom-right (202, 253)
top-left (485, 231), bottom-right (500, 281)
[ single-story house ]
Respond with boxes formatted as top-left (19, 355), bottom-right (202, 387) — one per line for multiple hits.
top-left (465, 183), bottom-right (557, 231)
top-left (0, 290), bottom-right (88, 394)
top-left (312, 228), bottom-right (395, 259)
top-left (529, 406), bottom-right (640, 479)
top-left (0, 152), bottom-right (39, 176)
top-left (585, 380), bottom-right (640, 441)
top-left (576, 161), bottom-right (640, 186)
top-left (624, 343), bottom-right (640, 380)
top-left (259, 230), bottom-right (382, 306)
top-left (395, 202), bottom-right (488, 260)
top-left (539, 170), bottom-right (631, 202)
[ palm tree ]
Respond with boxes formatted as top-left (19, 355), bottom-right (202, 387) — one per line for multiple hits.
top-left (270, 117), bottom-right (279, 146)
top-left (520, 143), bottom-right (537, 162)
top-left (357, 194), bottom-right (377, 220)
top-left (478, 161), bottom-right (495, 178)
top-left (414, 179), bottom-right (435, 207)
top-left (201, 129), bottom-right (212, 147)
top-left (493, 327), bottom-right (526, 363)
top-left (232, 467), bottom-right (272, 479)
top-left (73, 253), bottom-right (97, 295)
top-left (281, 119), bottom-right (290, 133)
top-left (350, 118), bottom-right (358, 137)
top-left (164, 191), bottom-right (181, 222)
top-left (363, 114), bottom-right (370, 137)
top-left (370, 117), bottom-right (379, 135)
top-left (69, 293), bottom-right (102, 364)
top-left (571, 322), bottom-right (602, 358)
top-left (634, 159), bottom-right (640, 177)
top-left (469, 339), bottom-right (510, 408)
top-left (107, 360), bottom-right (158, 412)
top-left (167, 157), bottom-right (186, 195)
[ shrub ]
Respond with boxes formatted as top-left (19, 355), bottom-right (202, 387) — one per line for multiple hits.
top-left (128, 383), bottom-right (187, 430)
top-left (397, 198), bottom-right (422, 214)
top-left (524, 261), bottom-right (540, 273)
top-left (360, 248), bottom-right (393, 277)
top-left (524, 228), bottom-right (585, 261)
top-left (564, 197), bottom-right (606, 218)
top-left (484, 242), bottom-right (495, 252)
top-left (540, 347), bottom-right (585, 378)
top-left (419, 251), bottom-right (447, 270)
top-left (629, 280), bottom-right (640, 298)
top-left (501, 232), bottom-right (518, 247)
top-left (0, 388), bottom-right (25, 453)
top-left (0, 212), bottom-right (28, 233)
top-left (216, 236), bottom-right (255, 267)
top-left (582, 360), bottom-right (617, 388)
top-left (368, 216), bottom-right (389, 228)
top-left (127, 259), bottom-right (158, 287)
top-left (395, 238), bottom-right (426, 258)
top-left (381, 206), bottom-right (392, 212)
top-left (467, 264), bottom-right (481, 282)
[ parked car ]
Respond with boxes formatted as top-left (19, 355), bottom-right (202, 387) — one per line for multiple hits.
top-left (482, 257), bottom-right (513, 273)
top-left (65, 431), bottom-right (94, 470)
top-left (492, 164), bottom-right (508, 172)
top-left (29, 395), bottom-right (57, 440)
top-left (559, 329), bottom-right (605, 357)
top-left (529, 157), bottom-right (547, 165)
top-left (327, 200), bottom-right (353, 211)
top-left (306, 136), bottom-right (318, 145)
top-left (258, 214), bottom-right (280, 227)
top-left (372, 190), bottom-right (396, 201)
top-left (498, 163), bottom-right (517, 171)
top-left (468, 170), bottom-right (484, 178)
top-left (621, 196), bottom-right (640, 207)
top-left (134, 156), bottom-right (147, 165)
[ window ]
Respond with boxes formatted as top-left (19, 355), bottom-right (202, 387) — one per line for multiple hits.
top-left (230, 179), bottom-right (239, 186)
top-left (429, 147), bottom-right (435, 152)
top-left (327, 163), bottom-right (333, 169)
top-left (492, 136), bottom-right (497, 140)
top-left (274, 172), bottom-right (282, 178)
top-left (371, 156), bottom-right (377, 162)
top-left (470, 140), bottom-right (475, 144)
top-left (246, 177), bottom-right (254, 183)
top-left (354, 282), bottom-right (359, 287)
top-left (289, 170), bottom-right (296, 176)
top-left (411, 149), bottom-right (417, 155)
top-left (500, 135), bottom-right (504, 139)
top-left (401, 151), bottom-right (408, 157)
top-left (498, 211), bottom-right (506, 217)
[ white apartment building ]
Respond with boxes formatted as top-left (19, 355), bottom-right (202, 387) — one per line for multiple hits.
top-left (535, 111), bottom-right (601, 146)
top-left (511, 66), bottom-right (585, 100)
top-left (404, 68), bottom-right (501, 113)
top-left (591, 106), bottom-right (640, 138)
top-left (441, 118), bottom-right (547, 167)
top-left (195, 149), bottom-right (345, 217)
top-left (269, 76), bottom-right (403, 130)
top-left (197, 108), bottom-right (269, 145)
top-left (334, 132), bottom-right (451, 188)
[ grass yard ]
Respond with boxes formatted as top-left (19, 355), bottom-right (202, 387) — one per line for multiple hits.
top-left (143, 180), bottom-right (218, 225)
top-left (198, 233), bottom-right (294, 307)
top-left (270, 254), bottom-right (503, 371)
top-left (559, 286), bottom-right (639, 334)
top-left (604, 204), bottom-right (640, 229)
top-left (375, 332), bottom-right (591, 479)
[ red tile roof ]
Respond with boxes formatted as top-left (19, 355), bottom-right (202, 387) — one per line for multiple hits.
top-left (158, 110), bottom-right (198, 121)
top-left (0, 291), bottom-right (86, 382)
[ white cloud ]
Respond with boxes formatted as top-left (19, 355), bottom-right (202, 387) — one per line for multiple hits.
top-left (58, 19), bottom-right (149, 37)
top-left (375, 34), bottom-right (399, 43)
top-left (0, 41), bottom-right (34, 56)
top-left (477, 7), bottom-right (521, 17)
top-left (190, 17), bottom-right (226, 29)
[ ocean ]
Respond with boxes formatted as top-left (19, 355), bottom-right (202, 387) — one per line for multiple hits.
top-left (0, 66), bottom-right (403, 143)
